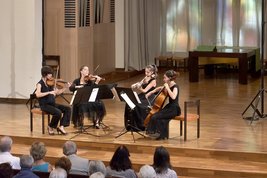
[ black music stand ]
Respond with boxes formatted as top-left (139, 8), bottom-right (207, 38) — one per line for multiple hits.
top-left (70, 84), bottom-right (115, 139)
top-left (114, 87), bottom-right (146, 142)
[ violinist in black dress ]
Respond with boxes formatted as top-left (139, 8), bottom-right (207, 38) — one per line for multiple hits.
top-left (69, 65), bottom-right (106, 129)
top-left (35, 66), bottom-right (71, 135)
top-left (124, 65), bottom-right (158, 131)
top-left (145, 70), bottom-right (181, 140)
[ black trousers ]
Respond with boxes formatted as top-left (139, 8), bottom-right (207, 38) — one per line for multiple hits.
top-left (41, 103), bottom-right (71, 128)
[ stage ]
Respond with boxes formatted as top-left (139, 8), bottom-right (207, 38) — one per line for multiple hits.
top-left (1, 69), bottom-right (267, 177)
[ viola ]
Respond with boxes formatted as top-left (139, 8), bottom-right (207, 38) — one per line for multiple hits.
top-left (143, 87), bottom-right (168, 127)
top-left (46, 78), bottom-right (69, 89)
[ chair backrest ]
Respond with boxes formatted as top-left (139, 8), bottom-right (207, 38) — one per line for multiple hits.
top-left (30, 93), bottom-right (39, 110)
top-left (184, 99), bottom-right (200, 116)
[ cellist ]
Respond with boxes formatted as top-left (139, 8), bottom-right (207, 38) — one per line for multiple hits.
top-left (145, 70), bottom-right (181, 140)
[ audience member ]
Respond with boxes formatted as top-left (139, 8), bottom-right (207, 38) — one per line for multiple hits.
top-left (13, 155), bottom-right (39, 178)
top-left (88, 160), bottom-right (106, 176)
top-left (106, 145), bottom-right (137, 178)
top-left (49, 167), bottom-right (67, 178)
top-left (153, 146), bottom-right (177, 178)
top-left (0, 136), bottom-right (20, 169)
top-left (30, 141), bottom-right (53, 172)
top-left (0, 162), bottom-right (13, 178)
top-left (89, 172), bottom-right (105, 178)
top-left (138, 164), bottom-right (156, 178)
top-left (54, 157), bottom-right (71, 174)
top-left (62, 141), bottom-right (89, 175)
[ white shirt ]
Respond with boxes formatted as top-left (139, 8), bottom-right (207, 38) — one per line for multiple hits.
top-left (0, 152), bottom-right (21, 169)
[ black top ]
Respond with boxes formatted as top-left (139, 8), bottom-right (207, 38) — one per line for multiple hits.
top-left (141, 78), bottom-right (156, 94)
top-left (69, 78), bottom-right (95, 93)
top-left (37, 79), bottom-right (55, 107)
top-left (168, 84), bottom-right (179, 105)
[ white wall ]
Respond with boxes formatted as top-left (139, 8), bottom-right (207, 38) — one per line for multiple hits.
top-left (115, 0), bottom-right (124, 69)
top-left (0, 0), bottom-right (42, 99)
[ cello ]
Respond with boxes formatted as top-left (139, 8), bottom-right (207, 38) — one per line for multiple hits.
top-left (143, 86), bottom-right (168, 127)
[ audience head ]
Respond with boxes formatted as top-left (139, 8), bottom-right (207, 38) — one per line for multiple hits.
top-left (89, 172), bottom-right (105, 178)
top-left (153, 146), bottom-right (172, 173)
top-left (138, 164), bottom-right (156, 178)
top-left (30, 141), bottom-right (47, 161)
top-left (63, 141), bottom-right (77, 156)
top-left (88, 160), bottom-right (106, 176)
top-left (55, 157), bottom-right (71, 174)
top-left (41, 66), bottom-right (53, 77)
top-left (20, 155), bottom-right (34, 169)
top-left (49, 167), bottom-right (67, 178)
top-left (146, 64), bottom-right (158, 78)
top-left (109, 145), bottom-right (132, 171)
top-left (0, 162), bottom-right (13, 178)
top-left (164, 70), bottom-right (177, 81)
top-left (0, 136), bottom-right (13, 152)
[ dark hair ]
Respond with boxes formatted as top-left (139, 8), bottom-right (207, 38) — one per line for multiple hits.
top-left (165, 70), bottom-right (177, 81)
top-left (109, 145), bottom-right (132, 171)
top-left (153, 146), bottom-right (172, 174)
top-left (0, 163), bottom-right (13, 178)
top-left (79, 65), bottom-right (88, 78)
top-left (41, 66), bottom-right (53, 77)
top-left (55, 157), bottom-right (72, 173)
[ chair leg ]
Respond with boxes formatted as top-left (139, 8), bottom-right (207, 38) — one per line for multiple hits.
top-left (42, 113), bottom-right (45, 134)
top-left (30, 113), bottom-right (33, 132)
top-left (180, 120), bottom-right (183, 136)
top-left (184, 119), bottom-right (187, 141)
top-left (197, 118), bottom-right (200, 138)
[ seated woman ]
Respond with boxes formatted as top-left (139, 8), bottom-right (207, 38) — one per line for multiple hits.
top-left (124, 64), bottom-right (158, 131)
top-left (69, 65), bottom-right (106, 129)
top-left (30, 142), bottom-right (53, 172)
top-left (106, 145), bottom-right (137, 178)
top-left (145, 70), bottom-right (181, 140)
top-left (152, 146), bottom-right (177, 178)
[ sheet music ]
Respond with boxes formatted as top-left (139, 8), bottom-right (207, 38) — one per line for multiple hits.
top-left (88, 88), bottom-right (99, 102)
top-left (133, 91), bottom-right (141, 104)
top-left (120, 92), bottom-right (136, 109)
top-left (69, 90), bottom-right (77, 106)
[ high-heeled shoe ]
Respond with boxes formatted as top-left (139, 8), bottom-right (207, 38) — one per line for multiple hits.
top-left (56, 127), bottom-right (67, 135)
top-left (47, 126), bottom-right (54, 135)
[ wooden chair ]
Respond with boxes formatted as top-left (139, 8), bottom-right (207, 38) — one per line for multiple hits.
top-left (172, 99), bottom-right (200, 141)
top-left (30, 94), bottom-right (51, 134)
top-left (172, 56), bottom-right (188, 72)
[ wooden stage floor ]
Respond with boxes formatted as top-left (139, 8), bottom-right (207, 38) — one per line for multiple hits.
top-left (1, 69), bottom-right (267, 177)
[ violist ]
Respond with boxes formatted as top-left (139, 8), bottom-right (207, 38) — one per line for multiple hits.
top-left (145, 70), bottom-right (181, 140)
top-left (35, 66), bottom-right (71, 135)
top-left (69, 65), bottom-right (106, 129)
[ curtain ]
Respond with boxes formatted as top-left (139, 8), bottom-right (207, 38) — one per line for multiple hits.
top-left (162, 0), bottom-right (264, 54)
top-left (124, 0), bottom-right (161, 71)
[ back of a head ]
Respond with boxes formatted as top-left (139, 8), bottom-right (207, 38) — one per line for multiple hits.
top-left (88, 160), bottom-right (106, 176)
top-left (0, 136), bottom-right (12, 152)
top-left (0, 162), bottom-right (13, 178)
top-left (30, 141), bottom-right (47, 161)
top-left (20, 155), bottom-right (34, 169)
top-left (110, 145), bottom-right (132, 171)
top-left (89, 172), bottom-right (105, 178)
top-left (49, 167), bottom-right (67, 178)
top-left (139, 165), bottom-right (156, 178)
top-left (55, 157), bottom-right (72, 173)
top-left (63, 141), bottom-right (77, 156)
top-left (153, 146), bottom-right (171, 173)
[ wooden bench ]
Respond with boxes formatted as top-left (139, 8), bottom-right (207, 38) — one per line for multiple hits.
top-left (154, 55), bottom-right (173, 67)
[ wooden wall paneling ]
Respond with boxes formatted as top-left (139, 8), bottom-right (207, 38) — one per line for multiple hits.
top-left (93, 23), bottom-right (115, 74)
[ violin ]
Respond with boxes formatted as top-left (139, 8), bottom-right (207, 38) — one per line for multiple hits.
top-left (84, 74), bottom-right (105, 82)
top-left (46, 77), bottom-right (69, 89)
top-left (143, 87), bottom-right (168, 127)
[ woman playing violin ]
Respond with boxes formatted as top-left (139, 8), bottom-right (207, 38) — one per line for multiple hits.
top-left (131, 64), bottom-right (157, 105)
top-left (145, 70), bottom-right (181, 140)
top-left (69, 65), bottom-right (106, 129)
top-left (35, 66), bottom-right (71, 135)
